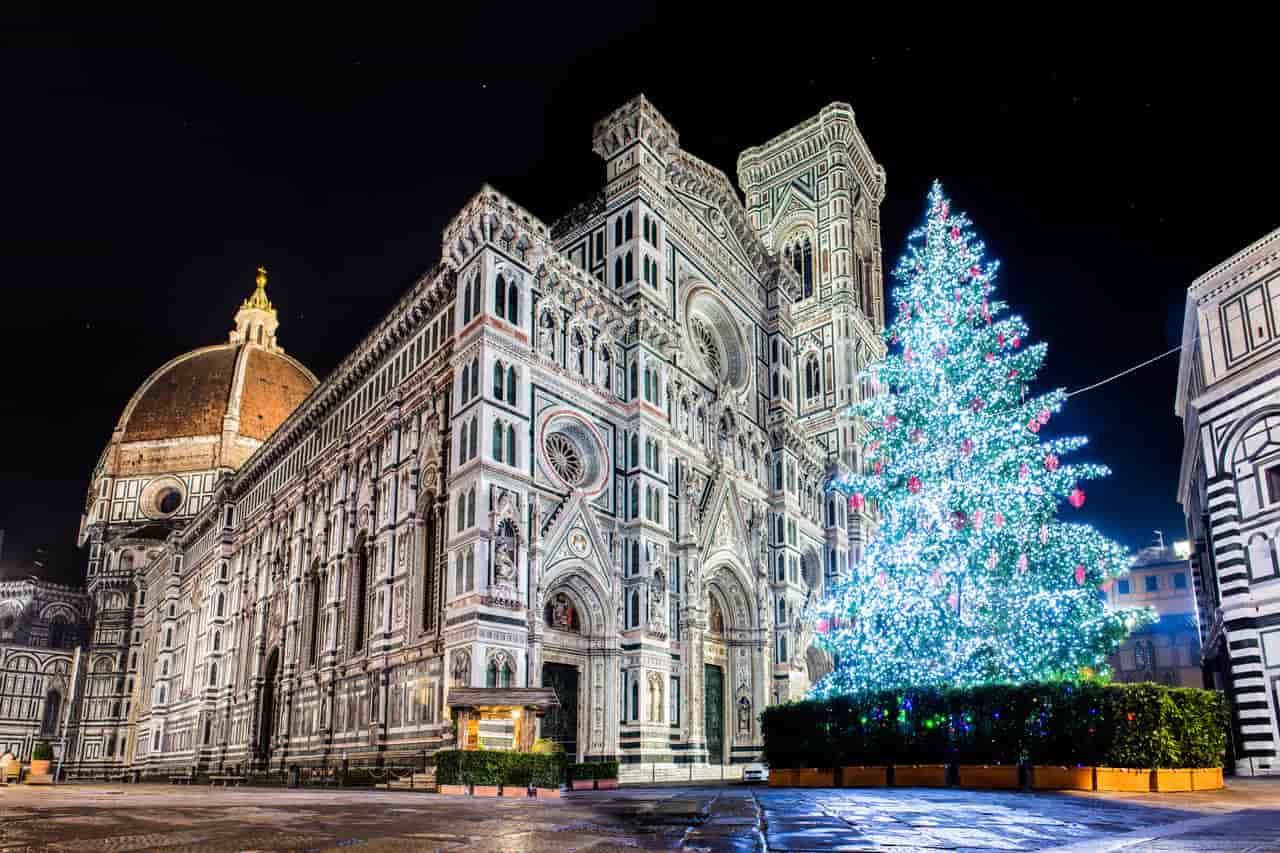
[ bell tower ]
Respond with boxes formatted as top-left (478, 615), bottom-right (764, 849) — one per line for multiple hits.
top-left (230, 266), bottom-right (283, 352)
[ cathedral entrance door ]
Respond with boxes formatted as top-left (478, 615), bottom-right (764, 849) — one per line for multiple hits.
top-left (258, 648), bottom-right (279, 765)
top-left (541, 663), bottom-right (579, 759)
top-left (704, 663), bottom-right (724, 764)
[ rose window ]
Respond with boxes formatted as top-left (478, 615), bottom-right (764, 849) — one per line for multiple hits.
top-left (544, 432), bottom-right (585, 486)
top-left (690, 317), bottom-right (722, 380)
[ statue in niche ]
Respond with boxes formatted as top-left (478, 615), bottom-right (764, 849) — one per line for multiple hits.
top-left (738, 695), bottom-right (751, 735)
top-left (708, 596), bottom-right (725, 635)
top-left (451, 650), bottom-right (470, 687)
top-left (494, 519), bottom-right (518, 588)
top-left (650, 569), bottom-right (665, 609)
top-left (545, 592), bottom-right (580, 633)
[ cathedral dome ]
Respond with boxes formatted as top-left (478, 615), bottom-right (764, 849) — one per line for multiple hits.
top-left (100, 268), bottom-right (319, 483)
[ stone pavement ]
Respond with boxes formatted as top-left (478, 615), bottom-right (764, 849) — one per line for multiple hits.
top-left (0, 779), bottom-right (1278, 851)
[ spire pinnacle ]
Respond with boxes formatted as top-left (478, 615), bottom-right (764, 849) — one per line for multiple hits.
top-left (242, 266), bottom-right (275, 315)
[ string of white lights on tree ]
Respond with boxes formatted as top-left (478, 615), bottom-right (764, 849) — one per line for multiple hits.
top-left (813, 182), bottom-right (1154, 695)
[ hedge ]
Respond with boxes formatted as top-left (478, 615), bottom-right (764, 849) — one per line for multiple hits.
top-left (761, 682), bottom-right (1228, 769)
top-left (434, 750), bottom-right (566, 788)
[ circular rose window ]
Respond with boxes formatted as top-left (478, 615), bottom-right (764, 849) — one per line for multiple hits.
top-left (139, 475), bottom-right (187, 519)
top-left (684, 288), bottom-right (748, 391)
top-left (540, 413), bottom-right (607, 493)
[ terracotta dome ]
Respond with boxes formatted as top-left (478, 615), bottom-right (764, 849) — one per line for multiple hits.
top-left (102, 268), bottom-right (319, 479)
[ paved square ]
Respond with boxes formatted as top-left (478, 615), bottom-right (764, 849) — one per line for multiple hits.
top-left (1, 780), bottom-right (1278, 851)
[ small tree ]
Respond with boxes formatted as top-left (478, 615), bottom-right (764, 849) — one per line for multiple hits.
top-left (32, 740), bottom-right (53, 761)
top-left (816, 182), bottom-right (1152, 695)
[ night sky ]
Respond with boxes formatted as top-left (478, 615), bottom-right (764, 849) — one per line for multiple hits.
top-left (3, 11), bottom-right (1277, 583)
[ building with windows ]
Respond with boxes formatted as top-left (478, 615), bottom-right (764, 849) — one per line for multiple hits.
top-left (1, 96), bottom-right (885, 778)
top-left (1103, 545), bottom-right (1201, 687)
top-left (1176, 226), bottom-right (1280, 776)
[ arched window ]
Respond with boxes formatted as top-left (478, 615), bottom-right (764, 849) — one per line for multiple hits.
top-left (465, 550), bottom-right (475, 591)
top-left (507, 281), bottom-right (519, 327)
top-left (463, 280), bottom-right (473, 325)
top-left (631, 677), bottom-right (639, 721)
top-left (643, 368), bottom-right (652, 402)
top-left (506, 424), bottom-right (516, 467)
top-left (470, 357), bottom-right (479, 400)
top-left (493, 421), bottom-right (504, 462)
top-left (630, 588), bottom-right (640, 629)
top-left (472, 276), bottom-right (481, 318)
top-left (630, 481), bottom-right (640, 521)
top-left (506, 365), bottom-right (517, 405)
top-left (600, 347), bottom-right (611, 390)
top-left (630, 433), bottom-right (639, 468)
top-left (165, 628), bottom-right (172, 648)
top-left (802, 237), bottom-right (813, 298)
top-left (614, 216), bottom-right (623, 247)
top-left (777, 634), bottom-right (788, 665)
top-left (493, 361), bottom-right (505, 399)
top-left (805, 355), bottom-right (820, 401)
top-left (771, 371), bottom-right (779, 397)
top-left (467, 487), bottom-right (476, 529)
top-left (572, 330), bottom-right (586, 374)
top-left (614, 257), bottom-right (623, 288)
top-left (129, 652), bottom-right (137, 670)
top-left (457, 494), bottom-right (466, 532)
top-left (212, 630), bottom-right (221, 651)
top-left (494, 274), bottom-right (507, 319)
top-left (353, 540), bottom-right (369, 651)
top-left (629, 361), bottom-right (638, 400)
top-left (454, 556), bottom-right (463, 596)
top-left (625, 250), bottom-right (633, 282)
top-left (41, 689), bottom-right (61, 735)
top-left (216, 593), bottom-right (224, 617)
top-left (460, 363), bottom-right (470, 404)
top-left (468, 419), bottom-right (478, 463)
top-left (777, 598), bottom-right (786, 625)
top-left (309, 575), bottom-right (322, 665)
top-left (624, 211), bottom-right (633, 241)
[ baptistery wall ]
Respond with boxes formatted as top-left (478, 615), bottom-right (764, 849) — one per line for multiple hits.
top-left (12, 96), bottom-right (887, 777)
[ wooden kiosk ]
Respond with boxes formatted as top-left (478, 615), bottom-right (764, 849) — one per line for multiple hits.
top-left (447, 688), bottom-right (560, 752)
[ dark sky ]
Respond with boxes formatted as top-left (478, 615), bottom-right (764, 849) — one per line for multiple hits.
top-left (3, 10), bottom-right (1276, 583)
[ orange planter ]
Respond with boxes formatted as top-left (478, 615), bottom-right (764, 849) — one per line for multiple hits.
top-left (472, 785), bottom-right (500, 797)
top-left (893, 765), bottom-right (948, 787)
top-left (1032, 766), bottom-right (1094, 791)
top-left (438, 784), bottom-right (468, 796)
top-left (533, 787), bottom-right (562, 798)
top-left (957, 764), bottom-right (1020, 790)
top-left (29, 759), bottom-right (51, 776)
top-left (768, 769), bottom-right (797, 787)
top-left (1095, 767), bottom-right (1153, 792)
top-left (596, 779), bottom-right (618, 790)
top-left (839, 766), bottom-right (888, 787)
top-left (1153, 769), bottom-right (1193, 792)
top-left (1191, 768), bottom-right (1223, 790)
top-left (571, 779), bottom-right (595, 791)
top-left (794, 768), bottom-right (837, 787)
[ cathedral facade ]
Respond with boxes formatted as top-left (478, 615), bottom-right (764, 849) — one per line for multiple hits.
top-left (3, 96), bottom-right (886, 776)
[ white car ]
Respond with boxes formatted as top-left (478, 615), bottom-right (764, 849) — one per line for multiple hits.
top-left (742, 763), bottom-right (769, 783)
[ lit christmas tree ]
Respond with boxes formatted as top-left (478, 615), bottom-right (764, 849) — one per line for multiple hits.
top-left (815, 182), bottom-right (1151, 695)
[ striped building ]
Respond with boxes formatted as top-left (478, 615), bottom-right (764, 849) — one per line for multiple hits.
top-left (1176, 226), bottom-right (1280, 776)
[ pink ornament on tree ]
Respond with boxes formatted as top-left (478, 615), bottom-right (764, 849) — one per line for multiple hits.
top-left (1068, 488), bottom-right (1087, 509)
top-left (985, 352), bottom-right (995, 363)
top-left (951, 511), bottom-right (968, 530)
top-left (961, 438), bottom-right (974, 456)
top-left (970, 265), bottom-right (980, 279)
top-left (908, 475), bottom-right (922, 494)
top-left (848, 493), bottom-right (865, 511)
top-left (1017, 553), bottom-right (1028, 574)
top-left (1074, 564), bottom-right (1086, 585)
top-left (948, 593), bottom-right (959, 609)
top-left (972, 510), bottom-right (985, 529)
top-left (970, 397), bottom-right (985, 413)
top-left (1012, 336), bottom-right (1021, 348)
top-left (877, 571), bottom-right (888, 588)
top-left (1028, 419), bottom-right (1040, 434)
top-left (931, 569), bottom-right (943, 587)
top-left (904, 346), bottom-right (913, 364)
top-left (950, 225), bottom-right (961, 241)
top-left (986, 550), bottom-right (998, 570)
top-left (994, 511), bottom-right (1005, 529)
top-left (1044, 453), bottom-right (1060, 471)
top-left (816, 619), bottom-right (830, 634)
top-left (1099, 578), bottom-right (1114, 592)
top-left (1038, 409), bottom-right (1051, 426)
top-left (1039, 524), bottom-right (1049, 545)
top-left (1019, 463), bottom-right (1030, 480)
top-left (885, 415), bottom-right (899, 430)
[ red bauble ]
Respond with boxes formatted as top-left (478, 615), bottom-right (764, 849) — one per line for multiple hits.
top-left (848, 493), bottom-right (866, 511)
top-left (1008, 368), bottom-right (1019, 379)
top-left (1038, 409), bottom-right (1051, 426)
top-left (997, 332), bottom-right (1005, 347)
top-left (1068, 488), bottom-right (1087, 508)
top-left (951, 510), bottom-right (968, 530)
top-left (1044, 453), bottom-right (1060, 471)
top-left (874, 461), bottom-right (884, 476)
top-left (960, 438), bottom-right (974, 456)
top-left (970, 265), bottom-right (980, 279)
top-left (1028, 419), bottom-right (1040, 434)
top-left (885, 415), bottom-right (899, 430)
top-left (1099, 578), bottom-right (1114, 593)
top-left (985, 352), bottom-right (995, 362)
top-left (1074, 564), bottom-right (1086, 585)
top-left (970, 397), bottom-right (985, 413)
top-left (909, 428), bottom-right (924, 443)
top-left (815, 619), bottom-right (830, 634)
top-left (1012, 336), bottom-right (1021, 348)
top-left (950, 225), bottom-right (961, 240)
top-left (908, 475), bottom-right (922, 494)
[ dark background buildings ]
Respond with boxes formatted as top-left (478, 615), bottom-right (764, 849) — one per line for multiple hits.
top-left (3, 10), bottom-right (1277, 582)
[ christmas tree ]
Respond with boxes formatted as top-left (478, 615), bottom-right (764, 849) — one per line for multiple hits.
top-left (815, 182), bottom-right (1151, 696)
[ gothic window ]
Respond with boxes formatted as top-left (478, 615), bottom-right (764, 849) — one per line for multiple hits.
top-left (805, 355), bottom-right (820, 401)
top-left (642, 214), bottom-right (649, 243)
top-left (545, 432), bottom-right (585, 485)
top-left (507, 279), bottom-right (519, 327)
top-left (460, 363), bottom-right (470, 404)
top-left (493, 420), bottom-right (504, 462)
top-left (467, 487), bottom-right (476, 529)
top-left (630, 481), bottom-right (639, 521)
top-left (630, 433), bottom-right (639, 468)
top-left (506, 365), bottom-right (517, 404)
top-left (216, 593), bottom-right (224, 617)
top-left (494, 274), bottom-right (506, 319)
top-left (614, 257), bottom-right (623, 288)
top-left (624, 211), bottom-right (633, 241)
top-left (493, 361), bottom-right (505, 399)
top-left (308, 575), bottom-right (321, 665)
top-left (600, 346), bottom-right (612, 390)
top-left (629, 588), bottom-right (640, 628)
top-left (629, 360), bottom-right (638, 400)
top-left (472, 276), bottom-right (481, 319)
top-left (470, 357), bottom-right (479, 400)
top-left (456, 494), bottom-right (465, 532)
top-left (469, 418), bottom-right (478, 463)
top-left (625, 251), bottom-right (634, 283)
top-left (777, 634), bottom-right (787, 665)
top-left (463, 280), bottom-right (473, 325)
top-left (506, 424), bottom-right (516, 467)
top-left (614, 216), bottom-right (623, 247)
top-left (212, 630), bottom-right (221, 651)
top-left (465, 549), bottom-right (475, 591)
top-left (120, 551), bottom-right (135, 572)
top-left (453, 555), bottom-right (463, 596)
top-left (630, 676), bottom-right (639, 721)
top-left (209, 662), bottom-right (218, 686)
top-left (353, 537), bottom-right (369, 652)
top-left (777, 597), bottom-right (786, 625)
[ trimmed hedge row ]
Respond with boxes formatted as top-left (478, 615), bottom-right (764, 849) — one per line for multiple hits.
top-left (567, 760), bottom-right (619, 782)
top-left (761, 683), bottom-right (1228, 769)
top-left (434, 750), bottom-right (566, 788)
